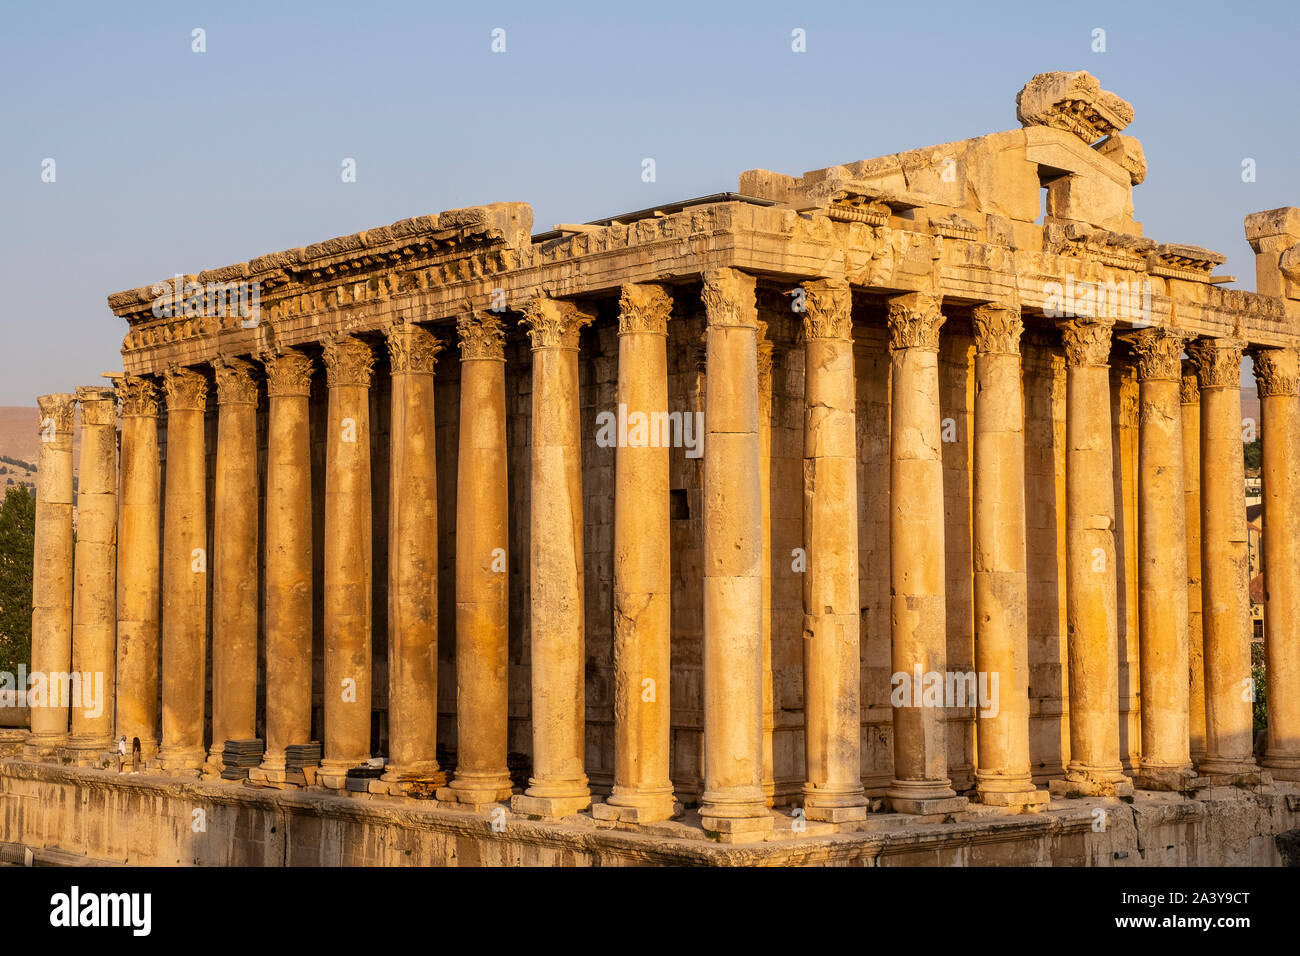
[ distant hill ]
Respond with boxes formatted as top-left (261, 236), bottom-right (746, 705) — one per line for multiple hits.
top-left (0, 406), bottom-right (81, 496)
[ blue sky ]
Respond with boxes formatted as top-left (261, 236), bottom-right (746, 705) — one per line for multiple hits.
top-left (2, 0), bottom-right (1295, 404)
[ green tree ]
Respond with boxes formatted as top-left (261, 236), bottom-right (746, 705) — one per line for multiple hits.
top-left (0, 485), bottom-right (35, 674)
top-left (1244, 438), bottom-right (1262, 473)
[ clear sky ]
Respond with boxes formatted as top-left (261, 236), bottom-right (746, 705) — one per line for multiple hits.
top-left (2, 0), bottom-right (1296, 404)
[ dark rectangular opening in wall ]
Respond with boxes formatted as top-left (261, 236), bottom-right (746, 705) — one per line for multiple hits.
top-left (669, 489), bottom-right (689, 520)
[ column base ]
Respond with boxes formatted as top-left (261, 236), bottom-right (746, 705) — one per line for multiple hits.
top-left (156, 748), bottom-right (205, 776)
top-left (973, 778), bottom-right (1051, 812)
top-left (22, 733), bottom-right (67, 760)
top-left (592, 789), bottom-right (680, 823)
top-left (510, 792), bottom-right (591, 820)
top-left (317, 760), bottom-right (358, 790)
top-left (247, 764), bottom-right (307, 789)
top-left (1263, 752), bottom-right (1300, 781)
top-left (436, 771), bottom-right (515, 807)
top-left (1050, 766), bottom-right (1134, 798)
top-left (886, 779), bottom-right (969, 815)
top-left (802, 785), bottom-right (869, 823)
top-left (65, 735), bottom-right (113, 766)
top-left (1134, 765), bottom-right (1198, 792)
top-left (1189, 768), bottom-right (1272, 790)
top-left (1195, 756), bottom-right (1258, 777)
top-left (699, 812), bottom-right (775, 842)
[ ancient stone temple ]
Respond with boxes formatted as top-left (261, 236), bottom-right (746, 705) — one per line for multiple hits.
top-left (4, 70), bottom-right (1300, 865)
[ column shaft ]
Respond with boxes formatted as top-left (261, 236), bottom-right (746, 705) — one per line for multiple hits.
top-left (1181, 369), bottom-right (1207, 762)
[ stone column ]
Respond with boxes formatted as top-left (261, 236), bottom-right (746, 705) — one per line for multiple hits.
top-left (1255, 348), bottom-right (1300, 779)
top-left (593, 283), bottom-right (677, 823)
top-left (255, 349), bottom-right (315, 783)
top-left (1129, 329), bottom-right (1194, 789)
top-left (382, 323), bottom-right (444, 789)
top-left (115, 376), bottom-right (161, 761)
top-left (1188, 338), bottom-right (1257, 778)
top-left (318, 335), bottom-right (376, 789)
top-left (438, 314), bottom-right (514, 807)
top-left (885, 292), bottom-right (967, 814)
top-left (66, 386), bottom-right (119, 761)
top-left (698, 268), bottom-right (773, 838)
top-left (971, 305), bottom-right (1047, 810)
top-left (25, 393), bottom-right (76, 756)
top-left (511, 295), bottom-right (594, 820)
top-left (158, 366), bottom-right (209, 774)
top-left (1181, 367), bottom-right (1207, 763)
top-left (799, 279), bottom-right (867, 822)
top-left (757, 329), bottom-right (776, 809)
top-left (1053, 320), bottom-right (1131, 796)
top-left (206, 357), bottom-right (260, 775)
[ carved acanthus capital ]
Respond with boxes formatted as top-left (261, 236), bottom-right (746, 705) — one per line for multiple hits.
top-left (386, 323), bottom-right (442, 375)
top-left (886, 293), bottom-right (945, 352)
top-left (322, 335), bottom-right (376, 389)
top-left (117, 376), bottom-right (159, 418)
top-left (801, 279), bottom-right (853, 340)
top-left (520, 295), bottom-right (594, 350)
top-left (1253, 347), bottom-right (1299, 398)
top-left (1124, 328), bottom-right (1189, 382)
top-left (75, 385), bottom-right (117, 426)
top-left (457, 312), bottom-right (506, 360)
top-left (1180, 364), bottom-right (1200, 405)
top-left (213, 357), bottom-right (259, 406)
top-left (1186, 338), bottom-right (1245, 390)
top-left (618, 283), bottom-right (673, 335)
top-left (702, 268), bottom-right (758, 329)
top-left (971, 304), bottom-right (1023, 355)
top-left (36, 393), bottom-right (76, 438)
top-left (163, 365), bottom-right (209, 412)
top-left (1059, 319), bottom-right (1113, 368)
top-left (262, 348), bottom-right (314, 398)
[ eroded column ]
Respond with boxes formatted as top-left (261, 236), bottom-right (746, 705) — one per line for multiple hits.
top-left (207, 357), bottom-right (260, 775)
top-left (255, 349), bottom-right (315, 784)
top-left (115, 376), bottom-right (161, 761)
top-left (158, 366), bottom-right (209, 774)
top-left (318, 335), bottom-right (375, 789)
top-left (511, 295), bottom-right (593, 819)
top-left (1129, 329), bottom-right (1194, 789)
top-left (971, 305), bottom-right (1047, 810)
top-left (1254, 348), bottom-right (1300, 779)
top-left (800, 279), bottom-right (867, 822)
top-left (437, 314), bottom-right (514, 807)
top-left (67, 386), bottom-right (119, 761)
top-left (699, 268), bottom-right (772, 838)
top-left (382, 323), bottom-right (444, 789)
top-left (886, 292), bottom-right (967, 814)
top-left (1189, 338), bottom-right (1257, 778)
top-left (1181, 367), bottom-right (1207, 763)
top-left (25, 394), bottom-right (76, 757)
top-left (594, 283), bottom-right (677, 822)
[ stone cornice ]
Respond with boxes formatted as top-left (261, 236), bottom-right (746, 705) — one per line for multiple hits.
top-left (971, 304), bottom-right (1023, 355)
top-left (1252, 347), bottom-right (1299, 398)
top-left (1124, 327), bottom-right (1189, 382)
top-left (262, 349), bottom-right (315, 398)
top-left (386, 323), bottom-right (443, 374)
top-left (1059, 319), bottom-right (1113, 368)
top-left (213, 357), bottom-right (260, 406)
top-left (163, 365), bottom-right (209, 412)
top-left (702, 268), bottom-right (758, 330)
top-left (322, 335), bottom-right (376, 389)
top-left (520, 295), bottom-right (594, 350)
top-left (801, 279), bottom-right (852, 340)
top-left (1187, 338), bottom-right (1245, 390)
top-left (457, 313), bottom-right (507, 361)
top-left (117, 375), bottom-right (159, 418)
top-left (886, 293), bottom-right (944, 352)
top-left (618, 283), bottom-right (673, 335)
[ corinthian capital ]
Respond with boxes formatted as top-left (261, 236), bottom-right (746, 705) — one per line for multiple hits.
top-left (322, 335), bottom-right (376, 389)
top-left (1252, 347), bottom-right (1299, 398)
top-left (971, 304), bottom-right (1023, 355)
top-left (214, 357), bottom-right (259, 406)
top-left (1180, 363), bottom-right (1199, 405)
top-left (520, 295), bottom-right (594, 350)
top-left (702, 268), bottom-right (758, 329)
top-left (457, 312), bottom-right (506, 360)
top-left (117, 376), bottom-right (159, 418)
top-left (886, 292), bottom-right (944, 352)
top-left (1124, 327), bottom-right (1188, 382)
top-left (618, 283), bottom-right (673, 335)
top-left (75, 385), bottom-right (117, 426)
top-left (36, 393), bottom-right (76, 438)
top-left (163, 365), bottom-right (209, 411)
top-left (1186, 338), bottom-right (1244, 390)
top-left (262, 348), bottom-right (314, 398)
top-left (1059, 319), bottom-right (1113, 368)
top-left (386, 323), bottom-right (443, 374)
top-left (801, 279), bottom-right (852, 340)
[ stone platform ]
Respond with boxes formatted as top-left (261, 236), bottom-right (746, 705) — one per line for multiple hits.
top-left (2, 760), bottom-right (1297, 867)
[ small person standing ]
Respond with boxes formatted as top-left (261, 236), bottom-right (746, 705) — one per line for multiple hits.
top-left (117, 735), bottom-right (127, 773)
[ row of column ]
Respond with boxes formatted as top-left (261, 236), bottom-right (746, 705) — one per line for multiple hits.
top-left (25, 275), bottom-right (1300, 823)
